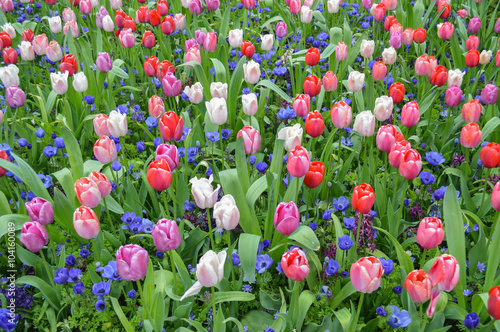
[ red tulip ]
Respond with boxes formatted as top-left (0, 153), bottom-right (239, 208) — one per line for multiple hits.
top-left (123, 15), bottom-right (136, 32)
top-left (305, 47), bottom-right (320, 66)
top-left (437, 0), bottom-right (450, 18)
top-left (404, 270), bottom-right (432, 303)
top-left (480, 142), bottom-right (500, 168)
top-left (287, 145), bottom-right (310, 178)
top-left (303, 75), bottom-right (321, 97)
top-left (0, 150), bottom-right (10, 178)
top-left (281, 248), bottom-right (310, 281)
top-left (304, 111), bottom-right (324, 138)
top-left (429, 65), bottom-right (448, 86)
top-left (460, 123), bottom-right (482, 148)
top-left (22, 29), bottom-right (34, 42)
top-left (389, 82), bottom-right (405, 103)
top-left (488, 286), bottom-right (500, 320)
top-left (416, 217), bottom-right (444, 249)
top-left (59, 54), bottom-right (77, 77)
top-left (241, 40), bottom-right (255, 58)
top-left (384, 15), bottom-right (397, 31)
top-left (413, 28), bottom-right (426, 43)
top-left (372, 61), bottom-right (387, 81)
top-left (428, 254), bottom-right (460, 292)
top-left (161, 16), bottom-right (175, 35)
top-left (157, 0), bottom-right (169, 15)
top-left (142, 31), bottom-right (156, 49)
top-left (144, 56), bottom-right (159, 77)
top-left (147, 159), bottom-right (172, 191)
top-left (465, 50), bottom-right (480, 67)
top-left (156, 60), bottom-right (175, 81)
top-left (399, 149), bottom-right (422, 180)
top-left (373, 3), bottom-right (386, 21)
top-left (159, 111), bottom-right (184, 142)
top-left (115, 10), bottom-right (126, 29)
top-left (2, 47), bottom-right (17, 65)
top-left (0, 32), bottom-right (11, 48)
top-left (303, 161), bottom-right (325, 188)
top-left (351, 183), bottom-right (375, 214)
top-left (149, 9), bottom-right (161, 26)
top-left (136, 6), bottom-right (150, 24)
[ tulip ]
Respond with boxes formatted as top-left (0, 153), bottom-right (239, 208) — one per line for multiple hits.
top-left (159, 112), bottom-right (184, 142)
top-left (465, 36), bottom-right (479, 51)
top-left (210, 82), bottom-right (228, 100)
top-left (19, 41), bottom-right (35, 61)
top-left (330, 101), bottom-right (352, 129)
top-left (152, 219), bottom-right (182, 251)
top-left (93, 114), bottom-right (110, 137)
top-left (206, 98), bottom-right (228, 125)
top-left (242, 93), bottom-right (258, 116)
top-left (382, 0), bottom-right (397, 10)
top-left (281, 248), bottom-right (310, 281)
top-left (429, 65), bottom-right (448, 86)
top-left (384, 16), bottom-right (397, 31)
top-left (381, 47), bottom-right (397, 65)
top-left (496, 50), bottom-right (500, 68)
top-left (237, 126), bottom-right (261, 154)
top-left (278, 123), bottom-right (303, 152)
top-left (389, 32), bottom-right (402, 49)
top-left (404, 270), bottom-right (432, 303)
top-left (142, 31), bottom-right (156, 49)
top-left (401, 101), bottom-right (420, 127)
top-left (163, 72), bottom-right (182, 97)
top-left (48, 16), bottom-right (62, 33)
top-left (148, 95), bottom-right (164, 118)
top-left (63, 20), bottom-right (79, 38)
top-left (107, 110), bottom-right (127, 138)
top-left (465, 49), bottom-right (480, 67)
top-left (305, 111), bottom-right (325, 138)
top-left (144, 57), bottom-right (159, 78)
top-left (72, 72), bottom-right (88, 93)
top-left (118, 28), bottom-right (135, 48)
top-left (0, 64), bottom-right (19, 88)
top-left (157, 60), bottom-right (175, 80)
top-left (3, 47), bottom-right (18, 65)
top-left (149, 9), bottom-right (161, 26)
top-left (303, 161), bottom-right (325, 189)
top-left (147, 159), bottom-right (172, 191)
top-left (390, 23), bottom-right (403, 36)
top-left (25, 197), bottom-right (54, 226)
top-left (303, 75), bottom-right (321, 97)
top-left (353, 110), bottom-right (375, 137)
top-left (437, 1), bottom-right (450, 18)
top-left (481, 84), bottom-right (498, 105)
top-left (228, 29), bottom-right (243, 48)
top-left (115, 10), bottom-right (126, 28)
top-left (300, 5), bottom-right (312, 23)
top-left (372, 61), bottom-right (387, 81)
top-left (428, 254), bottom-right (460, 293)
top-left (203, 32), bottom-right (217, 52)
top-left (213, 195), bottom-right (240, 230)
top-left (447, 68), bottom-right (465, 88)
top-left (373, 3), bottom-right (386, 21)
top-left (20, 222), bottom-right (49, 253)
top-left (73, 206), bottom-right (100, 239)
top-left (0, 150), bottom-right (9, 178)
top-left (373, 95), bottom-right (393, 122)
top-left (243, 0), bottom-right (255, 10)
top-left (361, 0), bottom-right (372, 9)
top-left (161, 16), bottom-right (175, 35)
top-left (275, 21), bottom-right (288, 39)
top-left (322, 71), bottom-right (337, 92)
top-left (468, 17), bottom-right (481, 34)
top-left (416, 217), bottom-right (444, 249)
top-left (359, 40), bottom-right (374, 59)
top-left (135, 6), bottom-right (149, 23)
top-left (88, 171), bottom-right (112, 198)
top-left (398, 29), bottom-right (412, 46)
top-left (376, 125), bottom-right (398, 153)
top-left (60, 54), bottom-right (78, 77)
top-left (156, 0), bottom-right (168, 14)
top-left (347, 71), bottom-right (365, 92)
top-left (287, 145), bottom-right (310, 178)
top-left (289, 0), bottom-right (300, 14)
top-left (116, 244), bottom-right (149, 281)
top-left (399, 149), bottom-right (422, 180)
top-left (44, 42), bottom-right (62, 63)
top-left (261, 34), bottom-right (274, 51)
top-left (190, 175), bottom-right (221, 209)
top-left (437, 22), bottom-right (454, 40)
top-left (491, 182), bottom-right (500, 211)
top-left (243, 60), bottom-right (261, 84)
top-left (350, 256), bottom-right (384, 293)
top-left (75, 177), bottom-right (101, 208)
top-left (457, 9), bottom-right (469, 19)
top-left (462, 99), bottom-right (482, 123)
top-left (413, 28), bottom-right (426, 43)
top-left (33, 34), bottom-right (48, 56)
top-left (93, 136), bottom-right (117, 164)
top-left (415, 55), bottom-right (433, 77)
top-left (194, 30), bottom-right (206, 46)
top-left (445, 85), bottom-right (463, 107)
top-left (488, 286), bottom-right (500, 320)
top-left (155, 144), bottom-right (179, 171)
top-left (184, 39), bottom-right (199, 53)
top-left (480, 142), bottom-right (500, 168)
top-left (185, 46), bottom-right (202, 65)
top-left (184, 82), bottom-right (204, 104)
top-left (336, 41), bottom-right (348, 61)
top-left (123, 16), bottom-right (136, 31)
top-left (389, 140), bottom-right (412, 168)
top-left (292, 94), bottom-right (310, 117)
top-left (50, 71), bottom-right (69, 95)
top-left (305, 47), bottom-right (320, 67)
top-left (327, 0), bottom-right (341, 13)
top-left (388, 82), bottom-right (405, 103)
top-left (6, 86), bottom-right (25, 108)
top-left (351, 183), bottom-right (375, 214)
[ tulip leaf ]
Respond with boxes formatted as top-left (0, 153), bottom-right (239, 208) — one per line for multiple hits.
top-left (330, 282), bottom-right (356, 311)
top-left (373, 227), bottom-right (413, 274)
top-left (443, 185), bottom-right (466, 308)
top-left (111, 297), bottom-right (136, 332)
top-left (16, 244), bottom-right (42, 267)
top-left (238, 233), bottom-right (261, 284)
top-left (222, 317), bottom-right (246, 332)
top-left (227, 57), bottom-right (246, 125)
top-left (109, 59), bottom-right (129, 79)
top-left (0, 214), bottom-right (28, 240)
top-left (289, 226), bottom-right (320, 252)
top-left (481, 117), bottom-right (500, 141)
top-left (210, 58), bottom-right (227, 83)
top-left (16, 276), bottom-right (60, 311)
top-left (484, 212), bottom-right (500, 290)
top-left (255, 80), bottom-right (292, 103)
top-left (235, 137), bottom-right (250, 194)
top-left (51, 168), bottom-right (76, 205)
top-left (181, 318), bottom-right (208, 332)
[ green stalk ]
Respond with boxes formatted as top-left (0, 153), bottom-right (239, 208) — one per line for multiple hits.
top-left (207, 208), bottom-right (216, 251)
top-left (162, 190), bottom-right (171, 219)
top-left (211, 286), bottom-right (217, 328)
top-left (168, 249), bottom-right (178, 288)
top-left (136, 280), bottom-right (153, 323)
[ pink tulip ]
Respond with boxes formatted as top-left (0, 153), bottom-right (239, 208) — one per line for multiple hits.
top-left (401, 101), bottom-right (420, 127)
top-left (491, 182), bottom-right (500, 211)
top-left (428, 254), bottom-right (460, 292)
top-left (195, 30), bottom-right (206, 45)
top-left (376, 124), bottom-right (398, 153)
top-left (460, 123), bottom-right (482, 148)
top-left (402, 28), bottom-right (414, 45)
top-left (119, 28), bottom-right (135, 48)
top-left (289, 0), bottom-right (301, 14)
top-left (62, 8), bottom-right (76, 22)
top-left (382, 0), bottom-right (397, 10)
top-left (389, 32), bottom-right (402, 49)
top-left (155, 144), bottom-right (179, 171)
top-left (63, 20), bottom-right (79, 38)
top-left (88, 171), bottom-right (112, 198)
top-left (6, 86), bottom-right (25, 108)
top-left (243, 0), bottom-right (255, 9)
top-left (445, 85), bottom-right (462, 107)
top-left (462, 99), bottom-right (482, 123)
top-left (322, 71), bottom-right (337, 91)
top-left (25, 197), bottom-right (54, 226)
top-left (281, 248), bottom-right (310, 281)
top-left (287, 145), bottom-right (310, 178)
top-left (399, 149), bottom-right (422, 180)
top-left (389, 140), bottom-right (411, 169)
top-left (335, 42), bottom-right (348, 61)
top-left (33, 34), bottom-right (48, 56)
top-left (292, 94), bottom-right (310, 117)
top-left (438, 22), bottom-right (454, 40)
top-left (73, 206), bottom-right (100, 239)
top-left (415, 55), bottom-right (433, 77)
top-left (79, 0), bottom-right (92, 14)
top-left (20, 222), bottom-right (49, 253)
top-left (74, 177), bottom-right (101, 208)
top-left (481, 84), bottom-right (498, 105)
top-left (185, 46), bottom-right (202, 65)
top-left (274, 201), bottom-right (299, 235)
top-left (468, 16), bottom-right (481, 34)
top-left (152, 219), bottom-right (181, 252)
top-left (93, 136), bottom-right (117, 164)
top-left (96, 52), bottom-right (113, 73)
top-left (350, 256), bottom-right (384, 293)
top-left (189, 0), bottom-right (202, 15)
top-left (330, 100), bottom-right (352, 129)
top-left (416, 217), bottom-right (444, 249)
top-left (116, 244), bottom-right (149, 281)
top-left (162, 72), bottom-right (182, 97)
top-left (184, 39), bottom-right (199, 53)
top-left (457, 9), bottom-right (469, 19)
top-left (93, 114), bottom-right (110, 137)
top-left (404, 270), bottom-right (432, 303)
top-left (275, 21), bottom-right (288, 39)
top-left (203, 32), bottom-right (217, 52)
top-left (466, 35), bottom-right (479, 51)
top-left (148, 95), bottom-right (164, 118)
top-left (237, 125), bottom-right (261, 154)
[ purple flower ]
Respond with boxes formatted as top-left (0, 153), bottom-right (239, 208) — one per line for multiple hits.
top-left (256, 254), bottom-right (273, 273)
top-left (325, 259), bottom-right (340, 275)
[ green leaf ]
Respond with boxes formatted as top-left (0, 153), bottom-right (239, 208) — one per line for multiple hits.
top-left (238, 233), bottom-right (261, 283)
top-left (330, 282), bottom-right (356, 310)
top-left (227, 57), bottom-right (246, 125)
top-left (289, 226), bottom-right (320, 252)
top-left (255, 80), bottom-right (292, 103)
top-left (235, 137), bottom-right (250, 193)
top-left (443, 185), bottom-right (466, 308)
top-left (16, 276), bottom-right (60, 311)
top-left (60, 126), bottom-right (84, 181)
top-left (373, 227), bottom-right (414, 273)
top-left (222, 317), bottom-right (246, 332)
top-left (16, 244), bottom-right (42, 267)
top-left (481, 117), bottom-right (500, 141)
top-left (210, 58), bottom-right (227, 83)
top-left (214, 291), bottom-right (255, 304)
top-left (110, 60), bottom-right (129, 79)
top-left (485, 212), bottom-right (500, 290)
top-left (111, 297), bottom-right (135, 332)
top-left (0, 214), bottom-right (28, 239)
top-left (333, 308), bottom-right (352, 332)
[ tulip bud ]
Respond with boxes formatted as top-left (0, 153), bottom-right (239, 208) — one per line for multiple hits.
top-left (413, 28), bottom-right (426, 43)
top-left (399, 149), bottom-right (422, 180)
top-left (350, 257), bottom-right (383, 293)
top-left (0, 64), bottom-right (19, 88)
top-left (162, 72), bottom-right (182, 97)
top-left (401, 101), bottom-right (420, 127)
top-left (416, 217), bottom-right (444, 249)
top-left (278, 123), bottom-right (303, 152)
top-left (304, 161), bottom-right (325, 188)
top-left (281, 248), bottom-right (310, 281)
top-left (72, 72), bottom-right (88, 93)
top-left (147, 159), bottom-right (172, 191)
top-left (382, 47), bottom-right (397, 65)
top-left (402, 28), bottom-right (414, 45)
top-left (372, 61), bottom-right (387, 81)
top-left (210, 82), bottom-right (228, 100)
top-left (404, 270), bottom-right (432, 303)
top-left (261, 34), bottom-right (274, 51)
top-left (335, 41), bottom-right (348, 61)
top-left (347, 71), bottom-right (365, 92)
top-left (351, 183), bottom-right (375, 214)
top-left (73, 206), bottom-right (100, 239)
top-left (116, 244), bottom-right (149, 281)
top-left (152, 219), bottom-right (182, 251)
top-left (19, 41), bottom-right (35, 61)
top-left (468, 16), bottom-right (481, 34)
top-left (159, 112), bottom-right (184, 142)
top-left (195, 250), bottom-right (226, 287)
top-left (353, 110), bottom-right (375, 137)
top-left (305, 47), bottom-right (320, 67)
top-left (242, 93), bottom-right (258, 116)
top-left (93, 114), bottom-right (110, 137)
top-left (376, 124), bottom-right (398, 153)
top-left (445, 85), bottom-right (463, 107)
top-left (287, 145), bottom-right (310, 178)
top-left (48, 16), bottom-right (62, 33)
top-left (305, 111), bottom-right (325, 138)
top-left (389, 82), bottom-right (405, 103)
top-left (25, 197), bottom-right (54, 226)
top-left (155, 144), bottom-right (179, 171)
top-left (6, 86), bottom-right (25, 108)
top-left (330, 101), bottom-right (352, 129)
top-left (75, 177), bottom-right (102, 208)
top-left (491, 182), bottom-right (500, 211)
top-left (190, 175), bottom-right (221, 209)
top-left (275, 21), bottom-right (288, 39)
top-left (183, 82), bottom-right (204, 104)
top-left (373, 95), bottom-right (393, 121)
top-left (228, 29), bottom-right (243, 48)
top-left (93, 136), bottom-right (118, 164)
top-left (3, 47), bottom-right (18, 65)
top-left (88, 171), bottom-right (112, 198)
top-left (20, 221), bottom-right (49, 253)
top-left (213, 195), bottom-right (240, 230)
top-left (107, 110), bottom-right (128, 138)
top-left (322, 71), bottom-right (337, 91)
top-left (488, 286), bottom-right (500, 320)
top-left (243, 60), bottom-right (261, 84)
top-left (50, 71), bottom-right (69, 95)
top-left (481, 84), bottom-right (498, 105)
top-left (237, 125), bottom-right (261, 154)
top-left (206, 98), bottom-right (228, 125)
top-left (480, 142), bottom-right (500, 168)
top-left (360, 39), bottom-right (374, 58)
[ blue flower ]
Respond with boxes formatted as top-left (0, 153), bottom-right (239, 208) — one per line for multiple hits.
top-left (463, 289), bottom-right (473, 297)
top-left (18, 138), bottom-right (28, 147)
top-left (337, 234), bottom-right (354, 250)
top-left (145, 116), bottom-right (158, 128)
top-left (242, 284), bottom-right (253, 293)
top-left (419, 171), bottom-right (435, 185)
top-left (332, 196), bottom-right (349, 212)
top-left (36, 128), bottom-right (45, 138)
top-left (376, 307), bottom-right (387, 316)
top-left (121, 212), bottom-right (136, 224)
top-left (96, 261), bottom-right (122, 280)
top-left (309, 222), bottom-right (317, 231)
top-left (232, 253), bottom-right (240, 266)
top-left (393, 286), bottom-right (402, 294)
top-left (92, 282), bottom-right (111, 296)
top-left (53, 268), bottom-right (69, 284)
top-left (43, 146), bottom-right (58, 157)
top-left (184, 200), bottom-right (196, 211)
top-left (206, 131), bottom-right (220, 142)
top-left (249, 155), bottom-right (256, 165)
top-left (142, 219), bottom-right (154, 233)
top-left (256, 162), bottom-right (267, 173)
top-left (38, 174), bottom-right (52, 188)
top-left (477, 262), bottom-right (485, 273)
top-left (425, 151), bottom-right (445, 166)
top-left (68, 269), bottom-right (82, 283)
top-left (80, 249), bottom-right (89, 259)
top-left (256, 254), bottom-right (273, 273)
top-left (112, 160), bottom-right (122, 171)
top-left (387, 305), bottom-right (411, 328)
top-left (463, 312), bottom-right (479, 329)
top-left (221, 129), bottom-right (231, 139)
top-left (343, 217), bottom-right (355, 230)
top-left (432, 186), bottom-right (447, 201)
top-left (322, 209), bottom-right (332, 221)
top-left (73, 282), bottom-right (85, 295)
top-left (95, 300), bottom-right (106, 311)
top-left (379, 258), bottom-right (394, 275)
top-left (325, 259), bottom-right (340, 276)
top-left (136, 141), bottom-right (145, 152)
top-left (128, 290), bottom-right (136, 299)
top-left (65, 254), bottom-right (77, 266)
top-left (0, 308), bottom-right (18, 332)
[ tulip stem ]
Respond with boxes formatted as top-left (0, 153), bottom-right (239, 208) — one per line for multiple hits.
top-left (168, 249), bottom-right (178, 289)
top-left (39, 250), bottom-right (55, 288)
top-left (111, 169), bottom-right (126, 206)
top-left (136, 280), bottom-right (153, 324)
top-left (102, 197), bottom-right (115, 236)
top-left (479, 168), bottom-right (491, 212)
top-left (226, 231), bottom-right (236, 282)
top-left (353, 293), bottom-right (364, 332)
top-left (420, 249), bottom-right (428, 269)
top-left (219, 127), bottom-right (224, 169)
top-left (392, 171), bottom-right (399, 207)
top-left (211, 286), bottom-right (217, 326)
top-left (206, 208), bottom-right (216, 251)
top-left (355, 214), bottom-right (362, 257)
top-left (395, 180), bottom-right (408, 238)
top-left (162, 190), bottom-right (171, 219)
